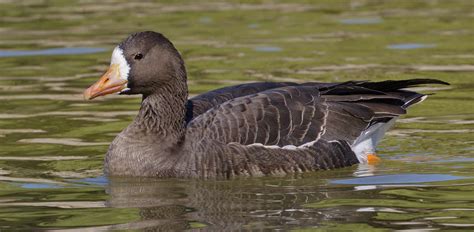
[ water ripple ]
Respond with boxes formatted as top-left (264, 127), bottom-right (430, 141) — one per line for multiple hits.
top-left (18, 138), bottom-right (109, 146)
top-left (387, 43), bottom-right (436, 50)
top-left (0, 156), bottom-right (87, 161)
top-left (331, 174), bottom-right (467, 185)
top-left (254, 46), bottom-right (283, 52)
top-left (0, 47), bottom-right (106, 57)
top-left (0, 201), bottom-right (105, 208)
top-left (339, 17), bottom-right (383, 25)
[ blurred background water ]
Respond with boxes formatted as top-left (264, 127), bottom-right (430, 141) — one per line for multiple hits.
top-left (0, 0), bottom-right (473, 231)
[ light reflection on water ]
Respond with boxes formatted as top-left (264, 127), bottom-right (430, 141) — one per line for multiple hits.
top-left (254, 46), bottom-right (283, 52)
top-left (0, 0), bottom-right (473, 231)
top-left (0, 47), bottom-right (106, 57)
top-left (387, 43), bottom-right (436, 50)
top-left (331, 173), bottom-right (467, 185)
top-left (339, 17), bottom-right (383, 25)
top-left (74, 176), bottom-right (108, 186)
top-left (20, 183), bottom-right (62, 189)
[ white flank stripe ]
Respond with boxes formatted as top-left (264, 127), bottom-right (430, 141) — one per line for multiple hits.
top-left (244, 118), bottom-right (397, 157)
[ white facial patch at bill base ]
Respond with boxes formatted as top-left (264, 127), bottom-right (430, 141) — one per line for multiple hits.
top-left (110, 46), bottom-right (130, 83)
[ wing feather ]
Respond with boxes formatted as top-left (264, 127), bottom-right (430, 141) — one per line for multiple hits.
top-left (186, 79), bottom-right (448, 148)
top-left (187, 86), bottom-right (326, 147)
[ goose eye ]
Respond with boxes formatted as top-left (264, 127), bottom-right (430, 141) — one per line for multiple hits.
top-left (134, 53), bottom-right (143, 60)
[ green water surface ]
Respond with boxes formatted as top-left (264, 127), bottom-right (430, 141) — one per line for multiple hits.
top-left (0, 0), bottom-right (473, 231)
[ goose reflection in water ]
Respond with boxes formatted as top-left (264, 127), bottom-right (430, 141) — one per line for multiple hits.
top-left (104, 175), bottom-right (376, 231)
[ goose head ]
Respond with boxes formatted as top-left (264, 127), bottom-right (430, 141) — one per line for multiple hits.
top-left (84, 31), bottom-right (185, 100)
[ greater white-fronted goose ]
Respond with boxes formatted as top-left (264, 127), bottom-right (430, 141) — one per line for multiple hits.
top-left (84, 31), bottom-right (448, 178)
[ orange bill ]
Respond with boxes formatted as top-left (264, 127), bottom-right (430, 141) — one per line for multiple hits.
top-left (83, 64), bottom-right (128, 100)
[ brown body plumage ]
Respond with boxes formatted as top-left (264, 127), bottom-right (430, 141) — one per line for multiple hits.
top-left (84, 31), bottom-right (448, 178)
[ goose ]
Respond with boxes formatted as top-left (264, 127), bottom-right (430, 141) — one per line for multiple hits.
top-left (84, 31), bottom-right (448, 178)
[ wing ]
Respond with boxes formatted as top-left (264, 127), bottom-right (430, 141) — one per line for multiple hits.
top-left (186, 85), bottom-right (374, 147)
top-left (186, 79), bottom-right (448, 148)
top-left (185, 81), bottom-right (338, 122)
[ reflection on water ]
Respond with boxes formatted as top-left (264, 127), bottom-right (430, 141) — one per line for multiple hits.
top-left (74, 176), bottom-right (108, 186)
top-left (103, 176), bottom-right (379, 231)
top-left (18, 138), bottom-right (109, 146)
top-left (248, 23), bottom-right (260, 29)
top-left (0, 0), bottom-right (473, 231)
top-left (339, 18), bottom-right (383, 25)
top-left (331, 174), bottom-right (467, 185)
top-left (387, 43), bottom-right (436, 50)
top-left (199, 16), bottom-right (213, 24)
top-left (20, 183), bottom-right (62, 189)
top-left (0, 47), bottom-right (106, 57)
top-left (254, 46), bottom-right (283, 52)
top-left (429, 157), bottom-right (474, 163)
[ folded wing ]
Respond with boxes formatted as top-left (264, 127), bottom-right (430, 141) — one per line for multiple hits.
top-left (187, 79), bottom-right (448, 149)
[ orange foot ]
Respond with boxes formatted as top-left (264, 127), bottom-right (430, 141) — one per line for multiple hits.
top-left (367, 153), bottom-right (381, 165)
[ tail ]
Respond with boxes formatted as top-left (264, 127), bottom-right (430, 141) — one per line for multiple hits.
top-left (357, 78), bottom-right (449, 108)
top-left (357, 78), bottom-right (449, 91)
top-left (347, 79), bottom-right (449, 163)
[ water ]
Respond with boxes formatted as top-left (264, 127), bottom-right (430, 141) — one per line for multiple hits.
top-left (339, 18), bottom-right (383, 25)
top-left (0, 47), bottom-right (106, 58)
top-left (387, 43), bottom-right (436, 50)
top-left (331, 173), bottom-right (466, 185)
top-left (254, 46), bottom-right (283, 52)
top-left (0, 0), bottom-right (473, 231)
